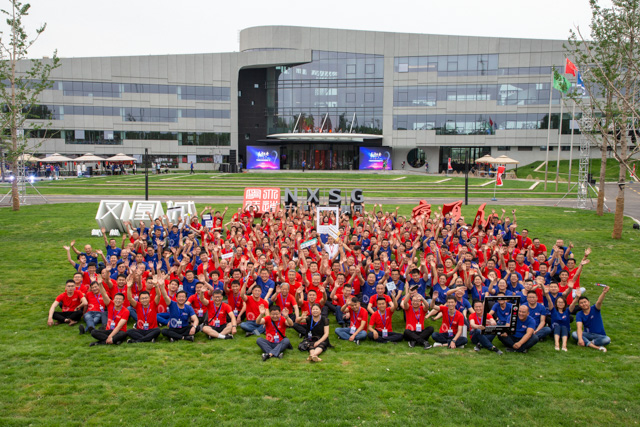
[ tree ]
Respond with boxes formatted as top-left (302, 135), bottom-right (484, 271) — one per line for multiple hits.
top-left (565, 0), bottom-right (640, 238)
top-left (0, 0), bottom-right (59, 210)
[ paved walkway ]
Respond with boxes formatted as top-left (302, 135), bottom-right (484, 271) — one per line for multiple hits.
top-left (6, 182), bottom-right (639, 222)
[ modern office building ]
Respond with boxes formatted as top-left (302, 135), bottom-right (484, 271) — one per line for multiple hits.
top-left (20, 25), bottom-right (582, 172)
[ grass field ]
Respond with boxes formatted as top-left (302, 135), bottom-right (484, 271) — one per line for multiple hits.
top-left (1, 202), bottom-right (639, 425)
top-left (515, 158), bottom-right (639, 182)
top-left (0, 172), bottom-right (577, 199)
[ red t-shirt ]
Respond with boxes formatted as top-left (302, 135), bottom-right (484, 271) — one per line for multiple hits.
top-left (56, 290), bottom-right (84, 312)
top-left (244, 296), bottom-right (269, 321)
top-left (404, 305), bottom-right (425, 331)
top-left (109, 285), bottom-right (130, 308)
top-left (188, 294), bottom-right (208, 318)
top-left (226, 291), bottom-right (245, 313)
top-left (207, 302), bottom-right (233, 326)
top-left (82, 272), bottom-right (100, 287)
top-left (274, 293), bottom-right (297, 313)
top-left (369, 307), bottom-right (394, 332)
top-left (106, 302), bottom-right (130, 332)
top-left (531, 244), bottom-right (547, 257)
top-left (85, 291), bottom-right (105, 312)
top-left (469, 312), bottom-right (493, 326)
top-left (369, 294), bottom-right (392, 308)
top-left (156, 290), bottom-right (177, 313)
top-left (348, 307), bottom-right (368, 329)
top-left (135, 301), bottom-right (159, 330)
top-left (264, 316), bottom-right (288, 343)
top-left (438, 306), bottom-right (464, 334)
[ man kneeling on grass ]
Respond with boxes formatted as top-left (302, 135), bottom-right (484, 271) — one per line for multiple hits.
top-left (498, 305), bottom-right (539, 353)
top-left (256, 304), bottom-right (293, 361)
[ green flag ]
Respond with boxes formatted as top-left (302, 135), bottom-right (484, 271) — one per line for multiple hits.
top-left (553, 71), bottom-right (571, 94)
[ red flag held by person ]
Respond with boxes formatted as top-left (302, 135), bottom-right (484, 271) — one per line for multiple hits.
top-left (496, 166), bottom-right (506, 186)
top-left (472, 203), bottom-right (487, 230)
top-left (441, 201), bottom-right (463, 222)
top-left (565, 58), bottom-right (577, 76)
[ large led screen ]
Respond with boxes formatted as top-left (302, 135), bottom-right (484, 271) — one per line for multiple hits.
top-left (359, 147), bottom-right (392, 170)
top-left (246, 146), bottom-right (280, 170)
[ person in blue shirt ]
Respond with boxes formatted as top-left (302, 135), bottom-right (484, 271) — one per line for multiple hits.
top-left (498, 305), bottom-right (539, 353)
top-left (177, 260), bottom-right (199, 297)
top-left (159, 286), bottom-right (198, 342)
top-left (524, 292), bottom-right (551, 340)
top-left (145, 246), bottom-right (159, 266)
top-left (505, 272), bottom-right (524, 293)
top-left (542, 282), bottom-right (578, 352)
top-left (360, 272), bottom-right (379, 305)
top-left (251, 268), bottom-right (275, 300)
top-left (167, 225), bottom-right (181, 248)
top-left (572, 286), bottom-right (611, 352)
top-left (489, 295), bottom-right (513, 326)
top-left (101, 228), bottom-right (122, 259)
top-left (407, 268), bottom-right (429, 299)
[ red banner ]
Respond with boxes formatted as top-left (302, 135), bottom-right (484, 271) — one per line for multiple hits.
top-left (411, 200), bottom-right (431, 219)
top-left (243, 188), bottom-right (281, 214)
top-left (442, 201), bottom-right (463, 222)
top-left (447, 157), bottom-right (453, 171)
top-left (472, 203), bottom-right (487, 229)
top-left (496, 166), bottom-right (506, 186)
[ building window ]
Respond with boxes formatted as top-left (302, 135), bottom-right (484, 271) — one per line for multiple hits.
top-left (398, 63), bottom-right (409, 73)
top-left (346, 64), bottom-right (356, 74)
top-left (407, 148), bottom-right (426, 168)
top-left (365, 64), bottom-right (375, 74)
top-left (517, 146), bottom-right (533, 151)
top-left (540, 146), bottom-right (554, 151)
top-left (497, 146), bottom-right (511, 151)
top-left (561, 146), bottom-right (571, 151)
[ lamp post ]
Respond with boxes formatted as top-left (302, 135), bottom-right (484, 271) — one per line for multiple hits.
top-left (464, 149), bottom-right (469, 205)
top-left (144, 148), bottom-right (149, 201)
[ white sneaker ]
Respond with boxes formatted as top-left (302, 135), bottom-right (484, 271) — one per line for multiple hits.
top-left (433, 342), bottom-right (443, 347)
top-left (599, 346), bottom-right (607, 353)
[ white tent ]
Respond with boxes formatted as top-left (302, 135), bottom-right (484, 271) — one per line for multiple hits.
top-left (41, 153), bottom-right (73, 162)
top-left (74, 153), bottom-right (106, 162)
top-left (105, 153), bottom-right (137, 162)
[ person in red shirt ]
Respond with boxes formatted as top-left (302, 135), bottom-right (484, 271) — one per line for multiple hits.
top-left (401, 292), bottom-right (434, 349)
top-left (80, 281), bottom-right (107, 335)
top-left (270, 283), bottom-right (300, 322)
top-left (225, 280), bottom-right (246, 320)
top-left (240, 285), bottom-right (269, 336)
top-left (335, 296), bottom-right (368, 344)
top-left (47, 280), bottom-right (87, 327)
top-left (125, 280), bottom-right (162, 343)
top-left (202, 290), bottom-right (238, 340)
top-left (367, 298), bottom-right (402, 343)
top-left (90, 282), bottom-right (129, 346)
top-left (430, 295), bottom-right (467, 349)
top-left (256, 304), bottom-right (294, 361)
top-left (469, 299), bottom-right (502, 354)
top-left (187, 282), bottom-right (209, 328)
top-left (367, 283), bottom-right (394, 314)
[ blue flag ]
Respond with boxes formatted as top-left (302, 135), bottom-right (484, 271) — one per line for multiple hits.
top-left (577, 71), bottom-right (586, 95)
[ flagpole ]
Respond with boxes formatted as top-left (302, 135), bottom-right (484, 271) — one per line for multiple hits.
top-left (568, 100), bottom-right (576, 188)
top-left (555, 95), bottom-right (564, 191)
top-left (544, 70), bottom-right (554, 190)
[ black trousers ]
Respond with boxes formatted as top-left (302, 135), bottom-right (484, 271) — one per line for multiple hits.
top-left (403, 326), bottom-right (435, 345)
top-left (53, 310), bottom-right (83, 323)
top-left (90, 329), bottom-right (128, 344)
top-left (432, 332), bottom-right (468, 347)
top-left (161, 326), bottom-right (193, 340)
top-left (127, 328), bottom-right (161, 342)
top-left (293, 323), bottom-right (307, 336)
top-left (368, 330), bottom-right (403, 343)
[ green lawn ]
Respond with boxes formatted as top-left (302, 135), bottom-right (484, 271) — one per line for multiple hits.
top-left (0, 203), bottom-right (638, 425)
top-left (516, 158), bottom-right (638, 182)
top-left (1, 172), bottom-right (577, 199)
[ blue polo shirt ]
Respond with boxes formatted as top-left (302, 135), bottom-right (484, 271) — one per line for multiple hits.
top-left (255, 277), bottom-right (275, 299)
top-left (491, 302), bottom-right (513, 325)
top-left (576, 305), bottom-right (606, 336)
top-left (168, 300), bottom-right (195, 328)
top-left (513, 315), bottom-right (537, 339)
top-left (526, 302), bottom-right (548, 326)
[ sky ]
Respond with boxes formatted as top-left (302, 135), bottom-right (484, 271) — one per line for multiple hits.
top-left (1, 0), bottom-right (610, 59)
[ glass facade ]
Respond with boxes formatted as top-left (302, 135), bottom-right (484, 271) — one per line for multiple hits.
top-left (394, 54), bottom-right (554, 76)
top-left (60, 130), bottom-right (230, 146)
top-left (394, 83), bottom-right (561, 106)
top-left (20, 105), bottom-right (230, 122)
top-left (54, 80), bottom-right (231, 101)
top-left (393, 113), bottom-right (581, 134)
top-left (266, 50), bottom-right (384, 135)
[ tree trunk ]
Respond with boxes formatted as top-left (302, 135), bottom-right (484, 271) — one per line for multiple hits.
top-left (11, 157), bottom-right (19, 210)
top-left (596, 139), bottom-right (607, 216)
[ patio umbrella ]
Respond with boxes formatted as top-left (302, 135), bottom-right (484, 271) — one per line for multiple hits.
top-left (17, 153), bottom-right (41, 162)
top-left (41, 153), bottom-right (73, 162)
top-left (105, 153), bottom-right (136, 162)
top-left (475, 154), bottom-right (496, 163)
top-left (73, 153), bottom-right (106, 162)
top-left (493, 155), bottom-right (520, 165)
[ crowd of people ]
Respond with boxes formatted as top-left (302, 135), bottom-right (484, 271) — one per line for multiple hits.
top-left (48, 203), bottom-right (612, 361)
